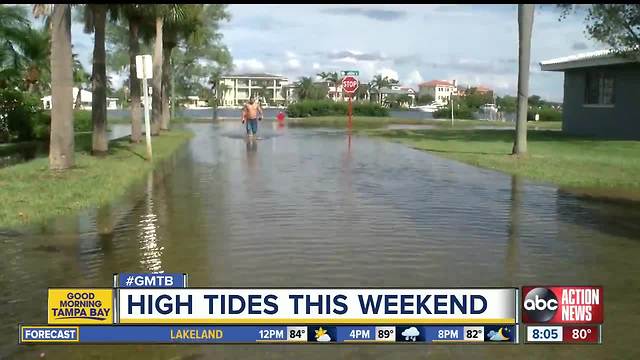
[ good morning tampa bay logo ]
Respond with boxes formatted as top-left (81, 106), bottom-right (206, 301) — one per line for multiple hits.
top-left (522, 287), bottom-right (558, 323)
top-left (48, 289), bottom-right (113, 324)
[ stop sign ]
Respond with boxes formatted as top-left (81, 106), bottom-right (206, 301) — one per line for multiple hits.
top-left (342, 76), bottom-right (359, 94)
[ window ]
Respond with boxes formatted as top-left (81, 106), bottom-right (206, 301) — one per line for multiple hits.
top-left (584, 71), bottom-right (615, 105)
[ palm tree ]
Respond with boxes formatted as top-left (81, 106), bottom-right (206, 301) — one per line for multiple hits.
top-left (35, 4), bottom-right (74, 170)
top-left (21, 27), bottom-right (50, 95)
top-left (149, 5), bottom-right (185, 135)
top-left (72, 53), bottom-right (89, 109)
top-left (512, 4), bottom-right (534, 156)
top-left (209, 72), bottom-right (228, 120)
top-left (317, 71), bottom-right (339, 101)
top-left (160, 5), bottom-right (200, 130)
top-left (119, 5), bottom-right (145, 143)
top-left (369, 74), bottom-right (391, 104)
top-left (0, 6), bottom-right (51, 93)
top-left (354, 83), bottom-right (370, 102)
top-left (295, 77), bottom-right (315, 100)
top-left (82, 4), bottom-right (117, 155)
top-left (0, 5), bottom-right (33, 88)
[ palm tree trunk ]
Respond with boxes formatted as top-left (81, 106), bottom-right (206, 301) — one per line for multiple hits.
top-left (151, 16), bottom-right (163, 136)
top-left (49, 4), bottom-right (74, 170)
top-left (128, 20), bottom-right (142, 143)
top-left (512, 4), bottom-right (534, 156)
top-left (74, 86), bottom-right (82, 109)
top-left (91, 5), bottom-right (108, 155)
top-left (160, 44), bottom-right (171, 130)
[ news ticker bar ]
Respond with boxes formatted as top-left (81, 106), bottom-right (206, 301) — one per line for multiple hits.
top-left (48, 287), bottom-right (518, 325)
top-left (19, 325), bottom-right (518, 344)
top-left (525, 325), bottom-right (602, 344)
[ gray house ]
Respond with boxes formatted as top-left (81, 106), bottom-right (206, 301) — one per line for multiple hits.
top-left (540, 49), bottom-right (640, 139)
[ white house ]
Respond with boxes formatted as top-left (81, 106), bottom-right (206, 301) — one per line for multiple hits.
top-left (183, 96), bottom-right (209, 109)
top-left (418, 80), bottom-right (458, 105)
top-left (41, 87), bottom-right (119, 110)
top-left (219, 73), bottom-right (290, 107)
top-left (370, 85), bottom-right (416, 107)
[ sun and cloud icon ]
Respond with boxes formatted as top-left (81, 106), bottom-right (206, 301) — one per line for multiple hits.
top-left (487, 327), bottom-right (511, 341)
top-left (315, 327), bottom-right (332, 342)
top-left (401, 327), bottom-right (420, 341)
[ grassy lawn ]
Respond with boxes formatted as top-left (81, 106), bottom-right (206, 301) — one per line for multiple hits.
top-left (0, 130), bottom-right (193, 228)
top-left (374, 128), bottom-right (640, 195)
top-left (287, 116), bottom-right (561, 130)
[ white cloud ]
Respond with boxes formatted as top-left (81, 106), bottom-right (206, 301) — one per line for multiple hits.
top-left (234, 59), bottom-right (266, 73)
top-left (285, 50), bottom-right (297, 58)
top-left (376, 68), bottom-right (399, 81)
top-left (287, 58), bottom-right (301, 70)
top-left (332, 56), bottom-right (359, 64)
top-left (312, 62), bottom-right (320, 70)
top-left (405, 70), bottom-right (423, 86)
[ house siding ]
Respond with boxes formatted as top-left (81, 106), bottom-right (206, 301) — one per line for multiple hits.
top-left (563, 64), bottom-right (640, 139)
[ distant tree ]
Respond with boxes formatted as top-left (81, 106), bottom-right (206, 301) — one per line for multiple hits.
top-left (416, 94), bottom-right (434, 105)
top-left (353, 83), bottom-right (369, 101)
top-left (369, 75), bottom-right (395, 104)
top-left (559, 4), bottom-right (640, 58)
top-left (463, 87), bottom-right (494, 110)
top-left (496, 95), bottom-right (517, 113)
top-left (317, 71), bottom-right (339, 100)
top-left (295, 77), bottom-right (328, 101)
top-left (528, 94), bottom-right (542, 107)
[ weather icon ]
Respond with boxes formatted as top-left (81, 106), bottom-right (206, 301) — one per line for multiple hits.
top-left (401, 327), bottom-right (420, 341)
top-left (315, 327), bottom-right (332, 342)
top-left (487, 327), bottom-right (511, 341)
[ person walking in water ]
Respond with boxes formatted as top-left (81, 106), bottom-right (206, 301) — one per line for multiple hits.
top-left (241, 95), bottom-right (263, 138)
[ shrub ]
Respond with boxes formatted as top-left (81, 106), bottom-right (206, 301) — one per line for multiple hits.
top-left (0, 89), bottom-right (45, 142)
top-left (73, 110), bottom-right (92, 132)
top-left (286, 100), bottom-right (389, 117)
top-left (433, 105), bottom-right (474, 119)
top-left (528, 107), bottom-right (562, 122)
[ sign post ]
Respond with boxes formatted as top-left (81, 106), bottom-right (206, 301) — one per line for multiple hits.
top-left (341, 74), bottom-right (359, 129)
top-left (136, 54), bottom-right (153, 161)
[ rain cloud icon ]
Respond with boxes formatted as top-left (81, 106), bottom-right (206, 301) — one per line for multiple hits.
top-left (401, 327), bottom-right (420, 341)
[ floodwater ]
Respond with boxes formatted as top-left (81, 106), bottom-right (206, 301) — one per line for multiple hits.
top-left (108, 108), bottom-right (436, 120)
top-left (1, 122), bottom-right (639, 359)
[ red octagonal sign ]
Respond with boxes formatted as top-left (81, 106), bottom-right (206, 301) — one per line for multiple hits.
top-left (342, 76), bottom-right (359, 94)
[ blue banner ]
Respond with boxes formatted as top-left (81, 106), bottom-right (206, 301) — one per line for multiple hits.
top-left (116, 273), bottom-right (187, 288)
top-left (20, 325), bottom-right (518, 344)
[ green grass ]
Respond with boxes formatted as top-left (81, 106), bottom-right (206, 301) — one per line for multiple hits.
top-left (0, 130), bottom-right (193, 228)
top-left (287, 116), bottom-right (561, 130)
top-left (373, 128), bottom-right (640, 196)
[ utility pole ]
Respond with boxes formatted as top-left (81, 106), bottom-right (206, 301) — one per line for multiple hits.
top-left (451, 95), bottom-right (454, 127)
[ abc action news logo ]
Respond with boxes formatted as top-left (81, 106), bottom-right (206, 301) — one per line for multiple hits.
top-left (522, 286), bottom-right (603, 324)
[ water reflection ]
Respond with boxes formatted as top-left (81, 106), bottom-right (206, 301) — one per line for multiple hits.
top-left (137, 172), bottom-right (163, 273)
top-left (1, 123), bottom-right (639, 359)
top-left (505, 175), bottom-right (522, 284)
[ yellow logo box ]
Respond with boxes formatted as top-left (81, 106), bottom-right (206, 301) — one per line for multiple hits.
top-left (48, 289), bottom-right (113, 325)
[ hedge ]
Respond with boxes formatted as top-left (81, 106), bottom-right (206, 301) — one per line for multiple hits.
top-left (287, 100), bottom-right (389, 117)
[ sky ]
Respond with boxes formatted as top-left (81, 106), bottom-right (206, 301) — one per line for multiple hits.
top-left (31, 4), bottom-right (602, 102)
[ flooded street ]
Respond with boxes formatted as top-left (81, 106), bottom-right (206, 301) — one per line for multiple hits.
top-left (1, 122), bottom-right (639, 359)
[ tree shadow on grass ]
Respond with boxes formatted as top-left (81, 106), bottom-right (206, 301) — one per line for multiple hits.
top-left (109, 141), bottom-right (147, 161)
top-left (417, 147), bottom-right (505, 156)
